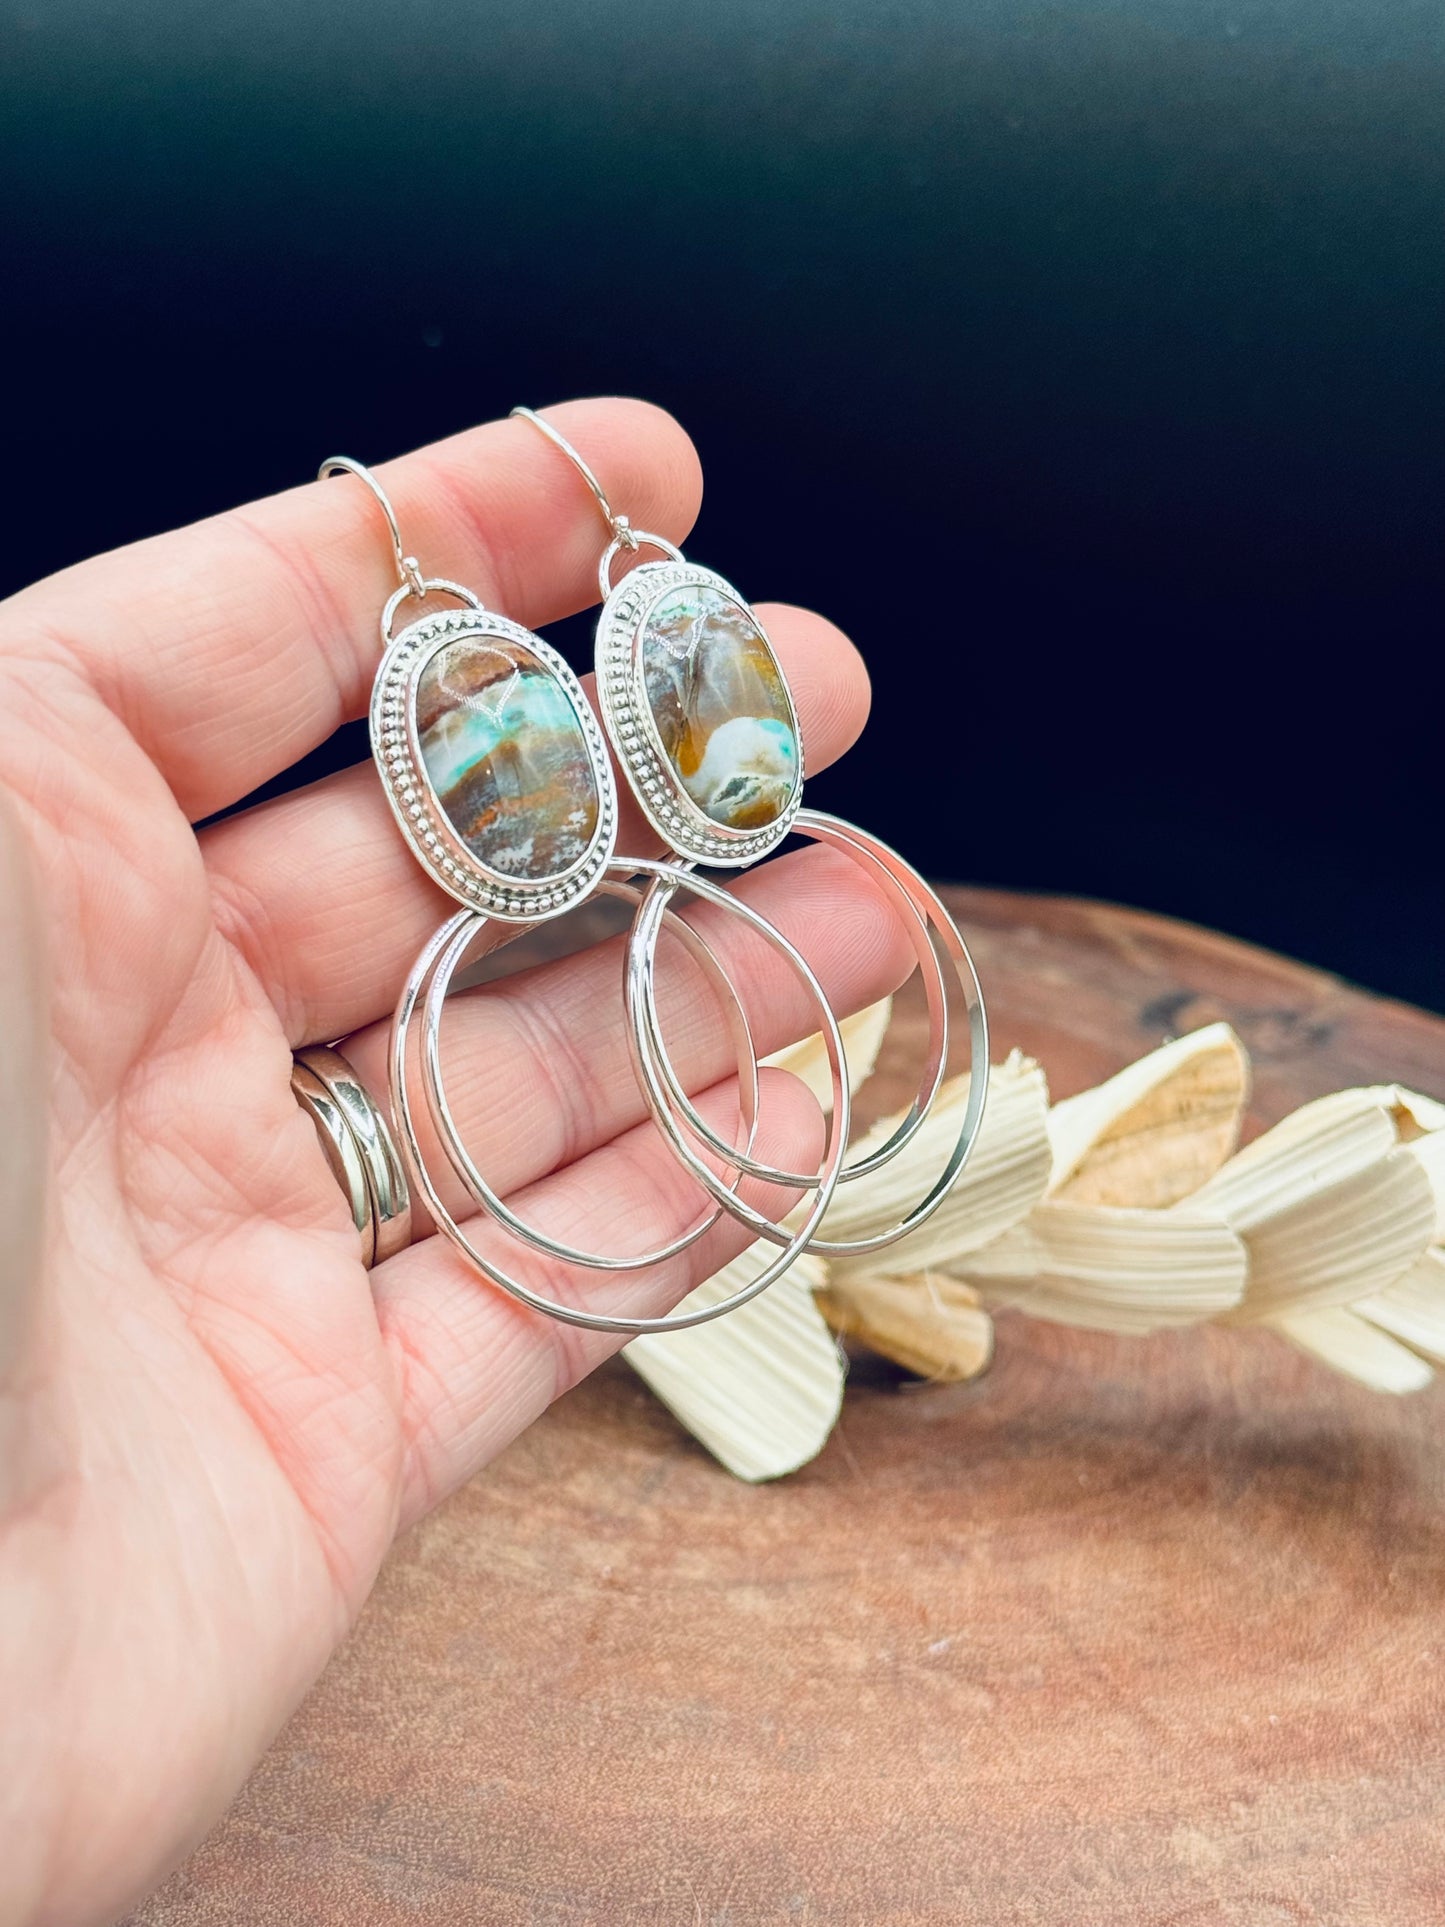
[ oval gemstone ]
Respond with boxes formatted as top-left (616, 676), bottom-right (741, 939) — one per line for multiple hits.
top-left (640, 586), bottom-right (799, 830)
top-left (415, 638), bottom-right (599, 880)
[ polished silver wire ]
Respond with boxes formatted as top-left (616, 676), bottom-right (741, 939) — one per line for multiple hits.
top-left (418, 878), bottom-right (765, 1271)
top-left (318, 454), bottom-right (489, 646)
top-left (625, 815), bottom-right (989, 1259)
top-left (510, 407), bottom-right (627, 541)
top-left (388, 860), bottom-right (851, 1335)
top-left (318, 454), bottom-right (428, 599)
top-left (641, 823), bottom-right (948, 1190)
top-left (510, 406), bottom-right (686, 599)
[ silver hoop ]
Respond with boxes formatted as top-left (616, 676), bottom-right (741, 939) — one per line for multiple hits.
top-left (387, 859), bottom-right (851, 1335)
top-left (379, 576), bottom-right (483, 648)
top-left (414, 879), bottom-right (765, 1272)
top-left (595, 529), bottom-right (686, 602)
top-left (626, 815), bottom-right (989, 1258)
top-left (637, 820), bottom-right (948, 1191)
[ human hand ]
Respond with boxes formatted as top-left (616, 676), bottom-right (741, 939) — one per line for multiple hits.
top-left (0, 400), bottom-right (912, 1925)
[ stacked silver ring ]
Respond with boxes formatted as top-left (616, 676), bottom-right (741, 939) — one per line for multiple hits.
top-left (290, 1045), bottom-right (412, 1268)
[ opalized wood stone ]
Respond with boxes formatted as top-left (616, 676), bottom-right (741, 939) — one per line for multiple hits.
top-left (640, 586), bottom-right (798, 830)
top-left (415, 638), bottom-right (599, 880)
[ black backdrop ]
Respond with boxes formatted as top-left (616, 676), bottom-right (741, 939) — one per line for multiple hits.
top-left (4, 0), bottom-right (1441, 1006)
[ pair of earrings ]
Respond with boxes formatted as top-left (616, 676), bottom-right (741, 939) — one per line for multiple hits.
top-left (323, 409), bottom-right (987, 1335)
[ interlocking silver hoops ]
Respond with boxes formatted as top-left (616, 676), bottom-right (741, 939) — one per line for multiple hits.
top-left (319, 419), bottom-right (988, 1335)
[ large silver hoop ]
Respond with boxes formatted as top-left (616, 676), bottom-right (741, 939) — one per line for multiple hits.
top-left (638, 820), bottom-right (948, 1190)
top-left (387, 859), bottom-right (851, 1335)
top-left (412, 879), bottom-right (764, 1272)
top-left (626, 815), bottom-right (989, 1258)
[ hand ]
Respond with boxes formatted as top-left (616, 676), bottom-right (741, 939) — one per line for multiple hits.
top-left (0, 400), bottom-right (911, 1926)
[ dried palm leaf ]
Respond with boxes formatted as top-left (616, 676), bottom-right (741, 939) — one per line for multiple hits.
top-left (957, 1200), bottom-right (1247, 1331)
top-left (1177, 1092), bottom-right (1439, 1322)
top-left (1048, 1022), bottom-right (1250, 1208)
top-left (823, 1052), bottom-right (1052, 1271)
top-left (820, 1271), bottom-right (993, 1382)
top-left (1271, 1303), bottom-right (1435, 1394)
top-left (624, 1252), bottom-right (840, 1483)
top-left (626, 1013), bottom-right (1445, 1476)
top-left (763, 996), bottom-right (893, 1112)
top-left (1356, 1247), bottom-right (1445, 1365)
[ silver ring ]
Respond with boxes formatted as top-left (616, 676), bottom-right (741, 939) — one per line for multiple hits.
top-left (291, 1045), bottom-right (414, 1267)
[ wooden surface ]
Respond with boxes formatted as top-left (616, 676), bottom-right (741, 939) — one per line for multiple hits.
top-left (133, 892), bottom-right (1445, 1926)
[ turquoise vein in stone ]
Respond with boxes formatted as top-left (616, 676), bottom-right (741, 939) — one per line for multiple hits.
top-left (640, 586), bottom-right (799, 830)
top-left (416, 638), bottom-right (599, 880)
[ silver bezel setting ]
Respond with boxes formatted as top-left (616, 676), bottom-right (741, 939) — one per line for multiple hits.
top-left (595, 560), bottom-right (804, 867)
top-left (370, 608), bottom-right (617, 923)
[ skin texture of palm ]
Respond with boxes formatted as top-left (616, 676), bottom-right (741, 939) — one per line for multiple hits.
top-left (0, 399), bottom-right (912, 1926)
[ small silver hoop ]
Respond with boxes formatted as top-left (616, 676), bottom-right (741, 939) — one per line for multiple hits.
top-left (597, 528), bottom-right (686, 601)
top-left (379, 576), bottom-right (484, 649)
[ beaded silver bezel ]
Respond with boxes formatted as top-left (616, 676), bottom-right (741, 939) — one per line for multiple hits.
top-left (370, 609), bottom-right (617, 922)
top-left (595, 560), bottom-right (804, 867)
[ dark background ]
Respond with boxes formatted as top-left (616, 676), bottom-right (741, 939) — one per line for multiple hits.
top-left (3, 0), bottom-right (1441, 1005)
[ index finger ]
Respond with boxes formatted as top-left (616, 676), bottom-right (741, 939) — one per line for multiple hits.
top-left (3, 399), bottom-right (703, 820)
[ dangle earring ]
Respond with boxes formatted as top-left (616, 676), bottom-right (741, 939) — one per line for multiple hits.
top-left (323, 455), bottom-right (619, 920)
top-left (320, 454), bottom-right (853, 1335)
top-left (509, 408), bottom-right (992, 1260)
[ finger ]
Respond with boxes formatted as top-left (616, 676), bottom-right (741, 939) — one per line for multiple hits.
top-left (0, 792), bottom-right (47, 1394)
top-left (202, 604), bottom-right (871, 1045)
top-left (372, 1067), bottom-right (824, 1524)
top-left (346, 838), bottom-right (915, 1226)
top-left (8, 399), bottom-right (703, 820)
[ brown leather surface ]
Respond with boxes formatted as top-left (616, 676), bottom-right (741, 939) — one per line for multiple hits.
top-left (131, 891), bottom-right (1445, 1926)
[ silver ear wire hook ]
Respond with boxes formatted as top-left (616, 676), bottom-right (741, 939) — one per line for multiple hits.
top-left (318, 454), bottom-right (481, 644)
top-left (318, 455), bottom-right (428, 599)
top-left (511, 406), bottom-right (685, 598)
top-left (509, 407), bottom-right (638, 550)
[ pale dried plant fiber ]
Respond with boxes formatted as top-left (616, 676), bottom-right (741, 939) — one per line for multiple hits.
top-left (625, 1254), bottom-right (839, 1483)
top-left (1270, 1304), bottom-right (1435, 1395)
top-left (1356, 1247), bottom-right (1445, 1365)
top-left (1047, 1022), bottom-right (1249, 1207)
top-left (622, 1010), bottom-right (1445, 1479)
top-left (957, 1202), bottom-right (1248, 1332)
top-left (822, 1052), bottom-right (1053, 1268)
top-left (619, 1000), bottom-right (890, 1482)
top-left (820, 1271), bottom-right (993, 1383)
